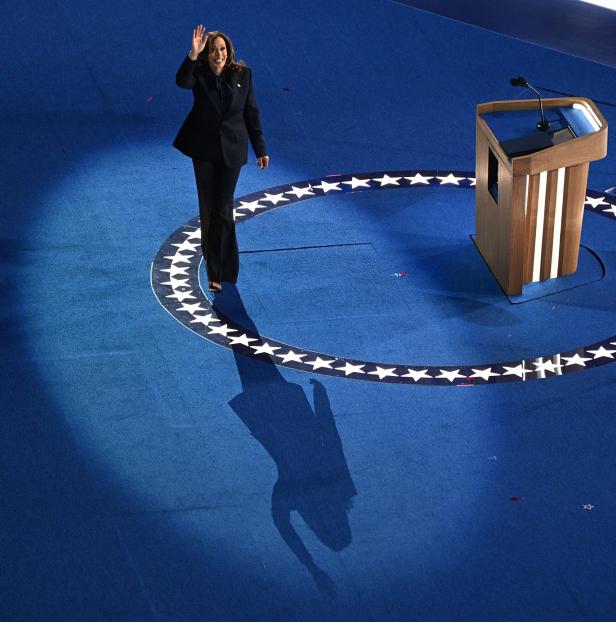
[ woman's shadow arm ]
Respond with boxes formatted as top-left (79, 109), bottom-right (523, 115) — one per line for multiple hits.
top-left (271, 481), bottom-right (337, 599)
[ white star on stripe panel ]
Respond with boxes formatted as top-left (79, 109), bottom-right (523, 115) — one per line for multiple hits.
top-left (276, 350), bottom-right (307, 363)
top-left (561, 353), bottom-right (591, 367)
top-left (436, 369), bottom-right (466, 382)
top-left (404, 173), bottom-right (433, 185)
top-left (172, 240), bottom-right (201, 253)
top-left (305, 357), bottom-right (336, 370)
top-left (163, 251), bottom-right (194, 264)
top-left (208, 324), bottom-right (237, 338)
top-left (368, 366), bottom-right (398, 380)
top-left (584, 196), bottom-right (609, 208)
top-left (436, 173), bottom-right (465, 185)
top-left (262, 192), bottom-right (289, 205)
top-left (467, 177), bottom-right (476, 186)
top-left (602, 204), bottom-right (616, 217)
top-left (336, 362), bottom-right (366, 376)
top-left (228, 333), bottom-right (258, 347)
top-left (286, 185), bottom-right (314, 198)
top-left (372, 174), bottom-right (401, 186)
top-left (586, 346), bottom-right (616, 359)
top-left (237, 200), bottom-right (264, 213)
top-left (190, 314), bottom-right (220, 327)
top-left (312, 180), bottom-right (342, 192)
top-left (176, 302), bottom-right (205, 314)
top-left (470, 368), bottom-right (500, 380)
top-left (401, 368), bottom-right (433, 382)
top-left (160, 266), bottom-right (189, 276)
top-left (184, 228), bottom-right (201, 240)
top-left (160, 277), bottom-right (190, 289)
top-left (251, 342), bottom-right (281, 356)
top-left (166, 290), bottom-right (196, 303)
top-left (502, 363), bottom-right (530, 378)
top-left (342, 177), bottom-right (372, 188)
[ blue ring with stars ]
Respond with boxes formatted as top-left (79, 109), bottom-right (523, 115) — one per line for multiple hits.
top-left (151, 169), bottom-right (616, 385)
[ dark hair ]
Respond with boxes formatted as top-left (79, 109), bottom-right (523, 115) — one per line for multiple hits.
top-left (196, 31), bottom-right (245, 74)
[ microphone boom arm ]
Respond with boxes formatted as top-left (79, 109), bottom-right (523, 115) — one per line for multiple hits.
top-left (525, 83), bottom-right (549, 131)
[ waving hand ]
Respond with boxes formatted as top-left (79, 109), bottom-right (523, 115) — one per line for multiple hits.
top-left (189, 24), bottom-right (208, 60)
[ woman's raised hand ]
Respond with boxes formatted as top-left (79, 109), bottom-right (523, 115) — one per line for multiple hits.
top-left (189, 24), bottom-right (208, 60)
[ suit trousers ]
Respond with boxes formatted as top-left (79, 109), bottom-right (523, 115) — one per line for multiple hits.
top-left (192, 158), bottom-right (242, 283)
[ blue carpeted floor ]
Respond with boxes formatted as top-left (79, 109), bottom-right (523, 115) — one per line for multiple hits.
top-left (2, 1), bottom-right (616, 620)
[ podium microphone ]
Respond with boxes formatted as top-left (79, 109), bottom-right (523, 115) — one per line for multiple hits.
top-left (509, 76), bottom-right (550, 132)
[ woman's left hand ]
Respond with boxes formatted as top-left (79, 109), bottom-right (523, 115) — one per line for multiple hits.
top-left (257, 155), bottom-right (269, 169)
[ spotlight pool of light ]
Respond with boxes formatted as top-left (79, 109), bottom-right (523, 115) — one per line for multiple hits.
top-left (576, 0), bottom-right (616, 10)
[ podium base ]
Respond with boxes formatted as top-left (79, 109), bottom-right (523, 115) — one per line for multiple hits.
top-left (470, 236), bottom-right (604, 304)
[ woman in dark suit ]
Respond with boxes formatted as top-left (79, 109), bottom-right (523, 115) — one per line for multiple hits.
top-left (174, 25), bottom-right (269, 293)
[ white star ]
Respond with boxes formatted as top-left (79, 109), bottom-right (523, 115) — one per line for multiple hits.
top-left (401, 368), bottom-right (433, 382)
top-left (470, 367), bottom-right (500, 380)
top-left (172, 240), bottom-right (201, 253)
top-left (190, 313), bottom-right (220, 327)
top-left (312, 180), bottom-right (342, 193)
top-left (602, 204), bottom-right (616, 217)
top-left (160, 265), bottom-right (189, 277)
top-left (368, 366), bottom-right (399, 380)
top-left (436, 173), bottom-right (465, 185)
top-left (502, 363), bottom-right (531, 379)
top-left (160, 277), bottom-right (190, 289)
top-left (163, 251), bottom-right (194, 265)
top-left (184, 227), bottom-right (201, 240)
top-left (166, 289), bottom-right (196, 303)
top-left (467, 177), bottom-right (476, 186)
top-left (228, 333), bottom-right (258, 347)
top-left (208, 324), bottom-right (237, 338)
top-left (335, 362), bottom-right (366, 376)
top-left (276, 350), bottom-right (307, 364)
top-left (532, 358), bottom-right (562, 374)
top-left (404, 173), bottom-right (433, 185)
top-left (236, 199), bottom-right (265, 213)
top-left (586, 346), bottom-right (616, 359)
top-left (251, 342), bottom-right (282, 356)
top-left (176, 302), bottom-right (206, 314)
top-left (562, 353), bottom-right (592, 367)
top-left (436, 369), bottom-right (466, 382)
top-left (342, 177), bottom-right (372, 189)
top-left (304, 356), bottom-right (336, 370)
top-left (584, 195), bottom-right (609, 208)
top-left (372, 174), bottom-right (401, 186)
top-left (582, 504), bottom-right (595, 510)
top-left (261, 192), bottom-right (289, 205)
top-left (233, 209), bottom-right (245, 221)
top-left (286, 185), bottom-right (314, 198)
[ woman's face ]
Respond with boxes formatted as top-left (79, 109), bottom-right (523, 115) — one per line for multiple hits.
top-left (208, 37), bottom-right (227, 75)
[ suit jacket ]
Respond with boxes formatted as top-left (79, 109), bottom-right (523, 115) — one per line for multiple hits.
top-left (173, 56), bottom-right (267, 167)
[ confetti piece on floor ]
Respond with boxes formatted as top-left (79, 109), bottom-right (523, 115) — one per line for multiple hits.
top-left (510, 496), bottom-right (526, 502)
top-left (146, 96), bottom-right (153, 103)
top-left (392, 271), bottom-right (408, 278)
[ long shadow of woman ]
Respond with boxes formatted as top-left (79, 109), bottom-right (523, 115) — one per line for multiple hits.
top-left (213, 285), bottom-right (357, 598)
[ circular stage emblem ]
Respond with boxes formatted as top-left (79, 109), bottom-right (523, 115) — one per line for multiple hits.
top-left (151, 169), bottom-right (616, 385)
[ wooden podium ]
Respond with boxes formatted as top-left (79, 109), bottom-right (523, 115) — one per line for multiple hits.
top-left (475, 97), bottom-right (607, 295)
